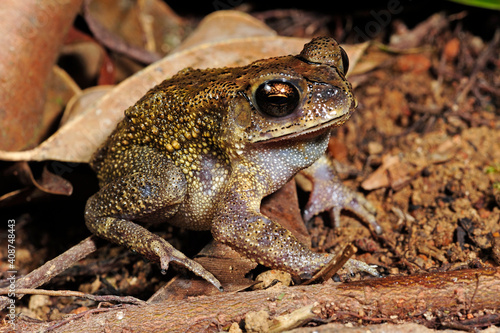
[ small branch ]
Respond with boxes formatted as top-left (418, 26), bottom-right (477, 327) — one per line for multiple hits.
top-left (0, 236), bottom-right (98, 310)
top-left (455, 28), bottom-right (500, 106)
top-left (46, 306), bottom-right (120, 332)
top-left (0, 288), bottom-right (145, 305)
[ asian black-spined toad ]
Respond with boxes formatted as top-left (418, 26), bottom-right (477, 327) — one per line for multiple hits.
top-left (85, 37), bottom-right (381, 291)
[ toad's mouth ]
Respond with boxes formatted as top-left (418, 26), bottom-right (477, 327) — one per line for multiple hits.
top-left (254, 110), bottom-right (353, 144)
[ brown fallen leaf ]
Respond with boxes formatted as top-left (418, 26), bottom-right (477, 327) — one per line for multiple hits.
top-left (0, 11), bottom-right (368, 164)
top-left (348, 46), bottom-right (391, 78)
top-left (147, 242), bottom-right (257, 303)
top-left (361, 154), bottom-right (412, 191)
top-left (82, 0), bottom-right (186, 63)
top-left (173, 10), bottom-right (276, 52)
top-left (61, 27), bottom-right (114, 88)
top-left (0, 0), bottom-right (82, 151)
top-left (0, 162), bottom-right (73, 207)
top-left (41, 66), bottom-right (82, 138)
top-left (61, 86), bottom-right (114, 125)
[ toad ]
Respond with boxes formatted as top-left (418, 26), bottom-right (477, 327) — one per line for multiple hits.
top-left (85, 37), bottom-right (381, 291)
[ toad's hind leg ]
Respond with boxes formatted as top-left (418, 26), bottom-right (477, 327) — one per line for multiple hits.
top-left (85, 148), bottom-right (222, 291)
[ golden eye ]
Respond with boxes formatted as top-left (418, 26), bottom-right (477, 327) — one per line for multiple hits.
top-left (339, 46), bottom-right (349, 75)
top-left (254, 80), bottom-right (300, 117)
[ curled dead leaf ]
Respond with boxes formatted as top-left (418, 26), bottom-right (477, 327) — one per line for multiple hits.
top-left (174, 10), bottom-right (276, 52)
top-left (0, 162), bottom-right (73, 207)
top-left (61, 86), bottom-right (114, 125)
top-left (82, 0), bottom-right (187, 63)
top-left (0, 0), bottom-right (82, 151)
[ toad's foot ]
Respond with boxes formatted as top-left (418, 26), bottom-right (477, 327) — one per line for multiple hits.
top-left (343, 258), bottom-right (380, 277)
top-left (303, 180), bottom-right (381, 234)
top-left (301, 155), bottom-right (382, 234)
top-left (149, 237), bottom-right (223, 291)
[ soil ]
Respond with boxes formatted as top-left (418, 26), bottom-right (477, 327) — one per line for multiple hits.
top-left (0, 1), bottom-right (499, 331)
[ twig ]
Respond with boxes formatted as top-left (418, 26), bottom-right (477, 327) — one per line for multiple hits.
top-left (408, 102), bottom-right (443, 115)
top-left (441, 314), bottom-right (500, 331)
top-left (45, 306), bottom-right (120, 332)
top-left (303, 244), bottom-right (356, 285)
top-left (455, 28), bottom-right (500, 106)
top-left (0, 236), bottom-right (98, 311)
top-left (0, 288), bottom-right (145, 305)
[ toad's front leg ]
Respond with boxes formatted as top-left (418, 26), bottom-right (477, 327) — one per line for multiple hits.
top-left (212, 176), bottom-right (334, 280)
top-left (212, 163), bottom-right (379, 279)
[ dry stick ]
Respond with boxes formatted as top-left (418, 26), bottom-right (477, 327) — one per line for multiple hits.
top-left (304, 244), bottom-right (356, 285)
top-left (0, 288), bottom-right (145, 305)
top-left (442, 313), bottom-right (500, 330)
top-left (46, 306), bottom-right (120, 332)
top-left (0, 236), bottom-right (98, 311)
top-left (14, 267), bottom-right (500, 333)
top-left (455, 28), bottom-right (500, 106)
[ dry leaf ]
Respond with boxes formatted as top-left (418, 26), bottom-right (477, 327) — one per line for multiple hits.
top-left (41, 66), bottom-right (82, 138)
top-left (63, 27), bottom-right (117, 86)
top-left (0, 0), bottom-right (82, 151)
top-left (361, 154), bottom-right (412, 191)
top-left (174, 10), bottom-right (276, 52)
top-left (61, 86), bottom-right (114, 125)
top-left (60, 40), bottom-right (105, 87)
top-left (0, 162), bottom-right (73, 207)
top-left (348, 48), bottom-right (391, 77)
top-left (83, 0), bottom-right (186, 62)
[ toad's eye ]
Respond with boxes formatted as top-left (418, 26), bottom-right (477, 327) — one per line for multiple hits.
top-left (339, 46), bottom-right (349, 75)
top-left (254, 80), bottom-right (300, 117)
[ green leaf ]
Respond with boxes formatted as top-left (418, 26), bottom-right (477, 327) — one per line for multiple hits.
top-left (447, 0), bottom-right (500, 10)
top-left (485, 164), bottom-right (500, 174)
